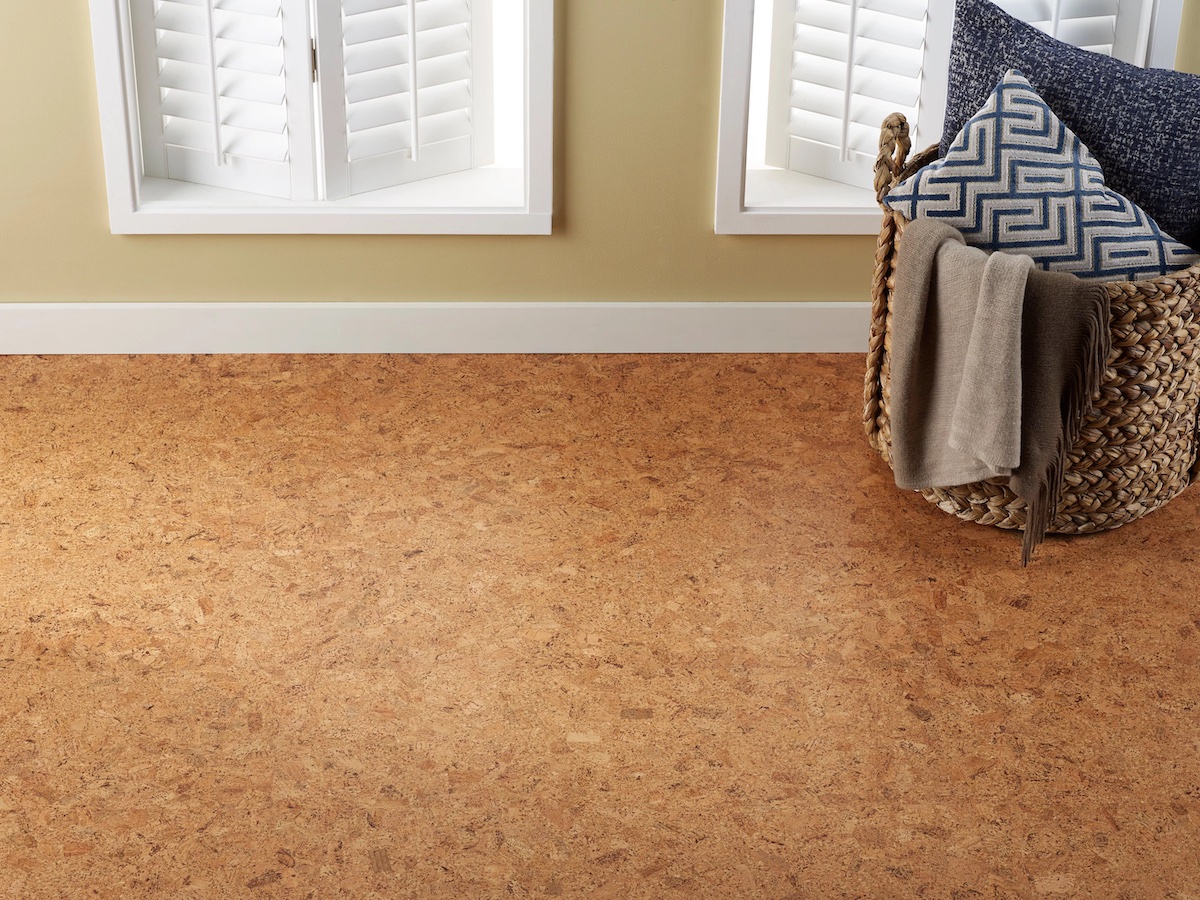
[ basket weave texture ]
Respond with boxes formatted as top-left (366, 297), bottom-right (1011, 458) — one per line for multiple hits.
top-left (864, 113), bottom-right (1200, 534)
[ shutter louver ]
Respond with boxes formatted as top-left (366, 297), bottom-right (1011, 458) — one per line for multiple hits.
top-left (319, 0), bottom-right (493, 198)
top-left (130, 0), bottom-right (315, 199)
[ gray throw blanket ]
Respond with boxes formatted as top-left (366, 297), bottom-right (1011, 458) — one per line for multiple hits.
top-left (890, 219), bottom-right (1112, 564)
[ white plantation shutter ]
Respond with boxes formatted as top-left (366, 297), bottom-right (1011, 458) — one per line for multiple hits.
top-left (130, 0), bottom-right (316, 199)
top-left (763, 0), bottom-right (1155, 189)
top-left (765, 0), bottom-right (934, 188)
top-left (316, 0), bottom-right (493, 199)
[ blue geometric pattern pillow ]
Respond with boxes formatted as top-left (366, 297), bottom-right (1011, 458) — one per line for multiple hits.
top-left (942, 0), bottom-right (1200, 251)
top-left (885, 71), bottom-right (1200, 283)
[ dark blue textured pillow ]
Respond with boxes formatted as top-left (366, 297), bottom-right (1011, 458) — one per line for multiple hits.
top-left (942, 0), bottom-right (1200, 251)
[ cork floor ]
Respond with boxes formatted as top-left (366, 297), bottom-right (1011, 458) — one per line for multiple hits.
top-left (2, 353), bottom-right (1200, 899)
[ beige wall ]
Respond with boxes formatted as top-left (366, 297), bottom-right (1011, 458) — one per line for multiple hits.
top-left (0, 1), bottom-right (1195, 305)
top-left (1179, 0), bottom-right (1200, 73)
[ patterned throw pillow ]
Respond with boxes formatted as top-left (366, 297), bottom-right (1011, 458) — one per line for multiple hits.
top-left (941, 0), bottom-right (1200, 251)
top-left (884, 71), bottom-right (1200, 283)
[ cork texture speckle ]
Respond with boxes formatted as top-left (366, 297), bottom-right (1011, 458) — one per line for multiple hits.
top-left (2, 354), bottom-right (1199, 898)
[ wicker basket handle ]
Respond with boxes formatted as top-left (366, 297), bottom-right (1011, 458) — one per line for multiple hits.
top-left (874, 113), bottom-right (911, 206)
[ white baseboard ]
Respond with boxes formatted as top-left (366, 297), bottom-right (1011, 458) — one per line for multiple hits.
top-left (0, 302), bottom-right (871, 354)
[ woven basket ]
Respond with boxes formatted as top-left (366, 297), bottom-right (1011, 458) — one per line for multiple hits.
top-left (864, 112), bottom-right (1200, 535)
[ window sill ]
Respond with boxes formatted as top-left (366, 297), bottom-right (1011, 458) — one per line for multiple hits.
top-left (114, 166), bottom-right (546, 235)
top-left (715, 167), bottom-right (884, 235)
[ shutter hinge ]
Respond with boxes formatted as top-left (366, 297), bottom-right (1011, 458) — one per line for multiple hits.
top-left (311, 39), bottom-right (318, 82)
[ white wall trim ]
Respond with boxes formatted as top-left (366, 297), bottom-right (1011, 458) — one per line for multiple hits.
top-left (1150, 0), bottom-right (1186, 69)
top-left (0, 302), bottom-right (870, 354)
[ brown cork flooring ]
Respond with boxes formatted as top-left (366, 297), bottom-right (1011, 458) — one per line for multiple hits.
top-left (2, 353), bottom-right (1199, 899)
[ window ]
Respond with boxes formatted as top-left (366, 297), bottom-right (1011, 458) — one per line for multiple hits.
top-left (88, 0), bottom-right (553, 233)
top-left (715, 0), bottom-right (1185, 234)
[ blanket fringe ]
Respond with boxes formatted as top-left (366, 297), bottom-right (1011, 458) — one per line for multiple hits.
top-left (1021, 291), bottom-right (1111, 566)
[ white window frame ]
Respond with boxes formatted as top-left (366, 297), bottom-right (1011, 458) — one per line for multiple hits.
top-left (715, 0), bottom-right (1187, 235)
top-left (88, 0), bottom-right (553, 234)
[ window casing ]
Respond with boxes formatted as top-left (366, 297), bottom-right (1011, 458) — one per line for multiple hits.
top-left (715, 0), bottom-right (1185, 234)
top-left (88, 0), bottom-right (553, 234)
